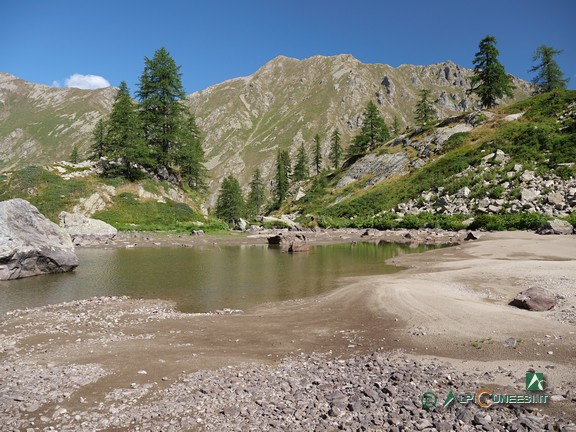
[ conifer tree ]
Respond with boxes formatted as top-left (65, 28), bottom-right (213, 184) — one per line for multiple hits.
top-left (313, 134), bottom-right (322, 175)
top-left (529, 45), bottom-right (569, 93)
top-left (468, 35), bottom-right (514, 108)
top-left (176, 112), bottom-right (207, 190)
top-left (246, 168), bottom-right (265, 219)
top-left (414, 89), bottom-right (437, 127)
top-left (347, 101), bottom-right (390, 157)
top-left (105, 81), bottom-right (150, 180)
top-left (90, 118), bottom-right (108, 160)
top-left (391, 117), bottom-right (402, 137)
top-left (215, 175), bottom-right (245, 223)
top-left (293, 143), bottom-right (309, 181)
top-left (273, 149), bottom-right (291, 207)
top-left (69, 145), bottom-right (80, 164)
top-left (136, 47), bottom-right (186, 169)
top-left (329, 128), bottom-right (342, 169)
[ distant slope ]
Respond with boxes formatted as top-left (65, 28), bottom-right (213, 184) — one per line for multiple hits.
top-left (0, 73), bottom-right (115, 171)
top-left (187, 54), bottom-right (533, 203)
top-left (290, 90), bottom-right (576, 228)
top-left (1, 55), bottom-right (534, 205)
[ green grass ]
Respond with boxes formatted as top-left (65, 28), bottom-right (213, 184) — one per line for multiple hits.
top-left (298, 90), bottom-right (576, 223)
top-left (0, 166), bottom-right (89, 222)
top-left (92, 192), bottom-right (205, 231)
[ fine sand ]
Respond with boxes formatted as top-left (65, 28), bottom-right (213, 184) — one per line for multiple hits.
top-left (1, 230), bottom-right (575, 427)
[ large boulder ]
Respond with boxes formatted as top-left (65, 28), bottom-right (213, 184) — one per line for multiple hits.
top-left (537, 219), bottom-right (574, 235)
top-left (0, 199), bottom-right (79, 280)
top-left (267, 233), bottom-right (310, 253)
top-left (509, 287), bottom-right (557, 311)
top-left (59, 211), bottom-right (117, 246)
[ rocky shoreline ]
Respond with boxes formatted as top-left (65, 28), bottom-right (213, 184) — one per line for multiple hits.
top-left (1, 232), bottom-right (575, 431)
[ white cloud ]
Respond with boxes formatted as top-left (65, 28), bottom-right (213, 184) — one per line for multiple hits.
top-left (64, 74), bottom-right (110, 90)
top-left (52, 80), bottom-right (61, 88)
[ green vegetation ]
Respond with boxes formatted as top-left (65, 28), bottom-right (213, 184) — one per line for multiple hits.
top-left (92, 48), bottom-right (207, 190)
top-left (347, 101), bottom-right (391, 158)
top-left (214, 176), bottom-right (245, 224)
top-left (469, 35), bottom-right (515, 108)
top-left (246, 168), bottom-right (266, 219)
top-left (273, 149), bottom-right (291, 208)
top-left (529, 45), bottom-right (569, 93)
top-left (295, 89), bottom-right (576, 230)
top-left (92, 192), bottom-right (204, 232)
top-left (414, 89), bottom-right (437, 127)
top-left (313, 133), bottom-right (322, 175)
top-left (0, 166), bottom-right (88, 222)
top-left (293, 143), bottom-right (309, 181)
top-left (329, 129), bottom-right (342, 169)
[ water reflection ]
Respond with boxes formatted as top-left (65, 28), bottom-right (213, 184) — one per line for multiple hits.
top-left (0, 242), bottom-right (435, 315)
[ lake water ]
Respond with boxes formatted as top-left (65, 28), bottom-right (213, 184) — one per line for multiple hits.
top-left (0, 242), bottom-right (434, 315)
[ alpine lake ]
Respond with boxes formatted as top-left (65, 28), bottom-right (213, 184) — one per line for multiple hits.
top-left (0, 242), bottom-right (438, 315)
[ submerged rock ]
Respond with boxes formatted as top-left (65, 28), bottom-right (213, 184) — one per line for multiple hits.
top-left (267, 232), bottom-right (310, 253)
top-left (0, 199), bottom-right (79, 280)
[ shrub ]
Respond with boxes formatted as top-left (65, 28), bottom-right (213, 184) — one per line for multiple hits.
top-left (469, 213), bottom-right (549, 231)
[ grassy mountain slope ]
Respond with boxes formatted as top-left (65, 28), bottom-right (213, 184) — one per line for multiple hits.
top-left (0, 73), bottom-right (115, 171)
top-left (289, 90), bottom-right (576, 229)
top-left (0, 162), bottom-right (224, 232)
top-left (188, 54), bottom-right (532, 202)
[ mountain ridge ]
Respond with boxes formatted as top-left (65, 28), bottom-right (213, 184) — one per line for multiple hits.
top-left (1, 55), bottom-right (534, 204)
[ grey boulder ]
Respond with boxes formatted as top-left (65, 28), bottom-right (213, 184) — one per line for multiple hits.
top-left (537, 218), bottom-right (574, 235)
top-left (0, 199), bottom-right (79, 280)
top-left (59, 211), bottom-right (117, 246)
top-left (510, 287), bottom-right (557, 311)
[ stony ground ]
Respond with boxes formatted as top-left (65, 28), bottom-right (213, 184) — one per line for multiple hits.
top-left (2, 231), bottom-right (576, 431)
top-left (1, 296), bottom-right (575, 431)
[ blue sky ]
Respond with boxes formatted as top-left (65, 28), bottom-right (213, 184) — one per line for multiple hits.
top-left (1, 0), bottom-right (575, 93)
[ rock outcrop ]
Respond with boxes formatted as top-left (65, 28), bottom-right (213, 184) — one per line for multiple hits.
top-left (510, 287), bottom-right (557, 311)
top-left (58, 212), bottom-right (118, 246)
top-left (0, 199), bottom-right (79, 280)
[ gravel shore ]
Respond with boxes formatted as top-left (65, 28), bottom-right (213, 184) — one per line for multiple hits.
top-left (1, 231), bottom-right (575, 430)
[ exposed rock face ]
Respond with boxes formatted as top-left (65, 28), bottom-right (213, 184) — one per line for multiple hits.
top-left (0, 199), bottom-right (79, 280)
top-left (537, 219), bottom-right (574, 235)
top-left (337, 153), bottom-right (408, 188)
top-left (510, 287), bottom-right (557, 311)
top-left (267, 232), bottom-right (310, 253)
top-left (58, 212), bottom-right (118, 246)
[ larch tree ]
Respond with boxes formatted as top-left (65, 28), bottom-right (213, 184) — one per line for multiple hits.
top-left (347, 101), bottom-right (390, 157)
top-left (246, 168), bottom-right (265, 219)
top-left (313, 134), bottom-right (322, 175)
top-left (90, 118), bottom-right (108, 160)
top-left (468, 35), bottom-right (515, 109)
top-left (273, 149), bottom-right (291, 207)
top-left (215, 175), bottom-right (245, 223)
top-left (293, 143), bottom-right (309, 181)
top-left (105, 81), bottom-right (150, 180)
top-left (175, 112), bottom-right (207, 191)
top-left (414, 89), bottom-right (437, 127)
top-left (329, 128), bottom-right (342, 169)
top-left (529, 45), bottom-right (569, 93)
top-left (136, 47), bottom-right (186, 170)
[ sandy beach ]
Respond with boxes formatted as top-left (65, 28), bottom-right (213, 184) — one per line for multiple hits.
top-left (1, 230), bottom-right (575, 430)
